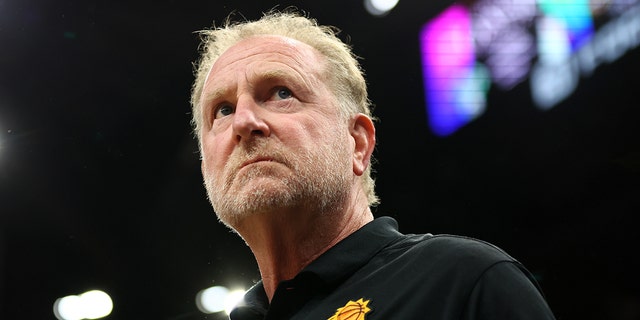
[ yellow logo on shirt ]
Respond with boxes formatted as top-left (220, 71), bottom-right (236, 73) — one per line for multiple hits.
top-left (328, 298), bottom-right (371, 320)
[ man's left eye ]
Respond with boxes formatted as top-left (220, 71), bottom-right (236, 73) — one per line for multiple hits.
top-left (274, 87), bottom-right (293, 100)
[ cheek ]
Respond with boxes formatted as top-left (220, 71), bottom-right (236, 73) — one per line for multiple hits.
top-left (299, 116), bottom-right (336, 138)
top-left (201, 136), bottom-right (230, 170)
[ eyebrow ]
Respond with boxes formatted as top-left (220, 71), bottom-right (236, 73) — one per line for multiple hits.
top-left (257, 69), bottom-right (291, 82)
top-left (201, 87), bottom-right (227, 108)
top-left (201, 67), bottom-right (312, 107)
top-left (256, 68), bottom-right (314, 95)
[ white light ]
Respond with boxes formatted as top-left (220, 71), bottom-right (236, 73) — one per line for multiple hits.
top-left (195, 286), bottom-right (246, 315)
top-left (196, 286), bottom-right (229, 313)
top-left (54, 295), bottom-right (83, 320)
top-left (364, 0), bottom-right (399, 16)
top-left (79, 290), bottom-right (113, 319)
top-left (224, 289), bottom-right (246, 315)
top-left (536, 16), bottom-right (571, 64)
top-left (53, 290), bottom-right (113, 320)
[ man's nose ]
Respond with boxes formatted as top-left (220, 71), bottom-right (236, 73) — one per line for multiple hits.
top-left (232, 95), bottom-right (271, 141)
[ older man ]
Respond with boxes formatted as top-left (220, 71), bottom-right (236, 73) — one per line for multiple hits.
top-left (190, 9), bottom-right (556, 320)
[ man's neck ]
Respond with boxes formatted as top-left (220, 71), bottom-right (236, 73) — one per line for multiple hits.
top-left (234, 202), bottom-right (374, 301)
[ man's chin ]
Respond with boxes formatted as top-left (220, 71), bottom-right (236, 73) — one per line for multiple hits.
top-left (214, 203), bottom-right (283, 232)
top-left (233, 173), bottom-right (293, 193)
top-left (214, 184), bottom-right (295, 214)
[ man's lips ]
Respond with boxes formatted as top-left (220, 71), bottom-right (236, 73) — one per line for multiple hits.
top-left (240, 157), bottom-right (276, 169)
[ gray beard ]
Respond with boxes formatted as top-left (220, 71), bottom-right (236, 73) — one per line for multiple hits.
top-left (203, 136), bottom-right (351, 230)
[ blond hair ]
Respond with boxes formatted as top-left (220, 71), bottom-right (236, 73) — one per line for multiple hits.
top-left (190, 8), bottom-right (379, 206)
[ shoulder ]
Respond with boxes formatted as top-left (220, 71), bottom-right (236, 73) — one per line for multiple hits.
top-left (385, 233), bottom-right (520, 272)
top-left (374, 233), bottom-right (541, 297)
top-left (428, 234), bottom-right (515, 260)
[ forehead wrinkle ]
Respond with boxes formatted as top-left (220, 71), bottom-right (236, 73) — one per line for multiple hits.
top-left (202, 36), bottom-right (328, 105)
top-left (247, 60), bottom-right (323, 96)
top-left (250, 68), bottom-right (304, 87)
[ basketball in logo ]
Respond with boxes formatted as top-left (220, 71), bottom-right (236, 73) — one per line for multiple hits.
top-left (328, 298), bottom-right (371, 320)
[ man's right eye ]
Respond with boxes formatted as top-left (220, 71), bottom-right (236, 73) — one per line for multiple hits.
top-left (215, 105), bottom-right (234, 119)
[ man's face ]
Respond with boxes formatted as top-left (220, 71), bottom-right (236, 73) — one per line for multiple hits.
top-left (198, 35), bottom-right (354, 228)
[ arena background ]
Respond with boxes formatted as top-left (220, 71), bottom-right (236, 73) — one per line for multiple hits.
top-left (1, 0), bottom-right (638, 319)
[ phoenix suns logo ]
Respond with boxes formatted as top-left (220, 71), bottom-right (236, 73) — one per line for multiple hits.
top-left (328, 298), bottom-right (372, 320)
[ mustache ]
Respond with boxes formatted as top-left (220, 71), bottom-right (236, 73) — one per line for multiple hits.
top-left (227, 139), bottom-right (289, 173)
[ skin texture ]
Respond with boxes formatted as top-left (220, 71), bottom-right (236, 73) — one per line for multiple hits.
top-left (199, 35), bottom-right (376, 300)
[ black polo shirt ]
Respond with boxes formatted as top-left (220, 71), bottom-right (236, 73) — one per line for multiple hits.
top-left (230, 216), bottom-right (555, 320)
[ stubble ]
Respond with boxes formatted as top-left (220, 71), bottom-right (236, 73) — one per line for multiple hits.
top-left (203, 133), bottom-right (351, 229)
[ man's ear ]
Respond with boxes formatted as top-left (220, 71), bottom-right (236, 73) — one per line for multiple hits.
top-left (350, 113), bottom-right (376, 176)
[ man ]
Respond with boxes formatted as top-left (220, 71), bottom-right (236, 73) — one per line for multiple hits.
top-left (190, 9), bottom-right (556, 320)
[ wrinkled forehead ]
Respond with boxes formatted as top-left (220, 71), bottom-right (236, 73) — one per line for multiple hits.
top-left (204, 35), bottom-right (327, 85)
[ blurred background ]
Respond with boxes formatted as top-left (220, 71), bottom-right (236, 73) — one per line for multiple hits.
top-left (1, 0), bottom-right (639, 319)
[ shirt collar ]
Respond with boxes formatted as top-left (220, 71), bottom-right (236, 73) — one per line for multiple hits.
top-left (302, 216), bottom-right (403, 286)
top-left (231, 216), bottom-right (403, 318)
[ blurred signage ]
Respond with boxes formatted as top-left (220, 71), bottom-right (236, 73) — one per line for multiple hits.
top-left (420, 0), bottom-right (640, 136)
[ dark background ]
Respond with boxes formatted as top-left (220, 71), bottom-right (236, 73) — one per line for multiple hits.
top-left (1, 0), bottom-right (639, 319)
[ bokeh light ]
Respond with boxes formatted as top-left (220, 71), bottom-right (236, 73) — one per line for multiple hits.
top-left (364, 0), bottom-right (399, 16)
top-left (53, 290), bottom-right (113, 320)
top-left (195, 285), bottom-right (246, 315)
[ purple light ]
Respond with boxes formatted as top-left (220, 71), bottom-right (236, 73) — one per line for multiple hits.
top-left (420, 4), bottom-right (480, 136)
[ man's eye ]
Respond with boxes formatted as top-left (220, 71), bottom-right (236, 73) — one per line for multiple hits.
top-left (274, 87), bottom-right (292, 100)
top-left (215, 105), bottom-right (234, 119)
